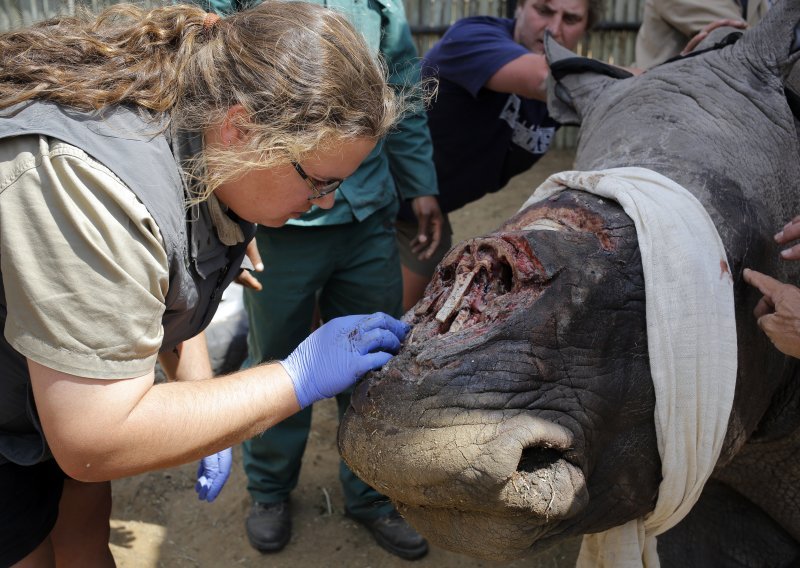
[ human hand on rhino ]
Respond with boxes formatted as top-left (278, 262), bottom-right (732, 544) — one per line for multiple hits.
top-left (743, 268), bottom-right (800, 359)
top-left (775, 215), bottom-right (800, 260)
top-left (741, 215), bottom-right (800, 359)
top-left (680, 18), bottom-right (748, 56)
top-left (281, 312), bottom-right (411, 409)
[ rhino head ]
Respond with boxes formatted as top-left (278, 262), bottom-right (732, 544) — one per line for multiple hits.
top-left (341, 190), bottom-right (657, 558)
top-left (340, 0), bottom-right (800, 562)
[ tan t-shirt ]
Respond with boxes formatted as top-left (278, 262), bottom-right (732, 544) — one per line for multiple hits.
top-left (634, 0), bottom-right (767, 69)
top-left (0, 135), bottom-right (169, 379)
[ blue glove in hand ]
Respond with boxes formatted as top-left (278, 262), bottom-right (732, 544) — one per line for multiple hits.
top-left (195, 447), bottom-right (232, 502)
top-left (281, 312), bottom-right (410, 409)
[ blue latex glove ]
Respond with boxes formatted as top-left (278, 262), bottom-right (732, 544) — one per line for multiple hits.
top-left (195, 447), bottom-right (232, 502)
top-left (281, 312), bottom-right (410, 409)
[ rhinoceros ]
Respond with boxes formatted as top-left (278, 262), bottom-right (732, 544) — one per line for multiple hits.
top-left (339, 1), bottom-right (800, 565)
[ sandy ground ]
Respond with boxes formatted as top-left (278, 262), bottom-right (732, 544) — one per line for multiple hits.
top-left (109, 148), bottom-right (582, 568)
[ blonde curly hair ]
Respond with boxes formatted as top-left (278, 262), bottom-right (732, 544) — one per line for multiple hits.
top-left (0, 2), bottom-right (401, 198)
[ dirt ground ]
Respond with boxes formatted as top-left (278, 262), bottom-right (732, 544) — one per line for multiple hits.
top-left (109, 148), bottom-right (582, 568)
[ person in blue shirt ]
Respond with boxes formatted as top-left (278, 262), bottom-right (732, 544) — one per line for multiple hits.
top-left (397, 0), bottom-right (602, 310)
top-left (196, 0), bottom-right (442, 560)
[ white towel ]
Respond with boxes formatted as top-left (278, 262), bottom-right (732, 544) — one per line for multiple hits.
top-left (521, 167), bottom-right (737, 567)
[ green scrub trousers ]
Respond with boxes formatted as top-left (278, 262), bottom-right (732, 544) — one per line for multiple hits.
top-left (241, 206), bottom-right (402, 521)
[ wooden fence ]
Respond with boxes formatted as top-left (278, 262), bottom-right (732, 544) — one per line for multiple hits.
top-left (0, 0), bottom-right (645, 146)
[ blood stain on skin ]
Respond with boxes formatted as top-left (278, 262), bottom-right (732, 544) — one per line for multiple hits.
top-left (720, 259), bottom-right (732, 281)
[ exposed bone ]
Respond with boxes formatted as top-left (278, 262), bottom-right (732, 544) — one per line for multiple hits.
top-left (448, 308), bottom-right (471, 333)
top-left (520, 218), bottom-right (566, 232)
top-left (435, 268), bottom-right (476, 324)
top-left (405, 324), bottom-right (419, 346)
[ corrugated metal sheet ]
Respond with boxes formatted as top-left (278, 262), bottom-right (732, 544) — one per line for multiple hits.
top-left (0, 0), bottom-right (645, 146)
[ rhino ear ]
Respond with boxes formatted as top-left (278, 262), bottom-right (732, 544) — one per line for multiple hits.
top-left (738, 0), bottom-right (800, 78)
top-left (544, 32), bottom-right (633, 126)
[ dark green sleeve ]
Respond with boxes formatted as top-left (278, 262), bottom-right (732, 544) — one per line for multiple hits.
top-left (378, 0), bottom-right (439, 200)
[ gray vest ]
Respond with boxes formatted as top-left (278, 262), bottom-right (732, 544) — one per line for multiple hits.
top-left (0, 101), bottom-right (255, 465)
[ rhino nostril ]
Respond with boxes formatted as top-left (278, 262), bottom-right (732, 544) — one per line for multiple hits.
top-left (474, 248), bottom-right (513, 297)
top-left (504, 444), bottom-right (588, 519)
top-left (439, 262), bottom-right (456, 282)
top-left (517, 447), bottom-right (563, 474)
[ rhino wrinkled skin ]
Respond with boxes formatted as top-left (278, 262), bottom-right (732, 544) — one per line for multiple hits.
top-left (340, 1), bottom-right (800, 565)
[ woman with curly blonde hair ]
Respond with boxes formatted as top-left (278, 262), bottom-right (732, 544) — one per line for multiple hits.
top-left (0, 2), bottom-right (410, 565)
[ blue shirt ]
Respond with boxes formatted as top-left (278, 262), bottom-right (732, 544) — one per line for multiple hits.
top-left (406, 16), bottom-right (559, 217)
top-left (201, 0), bottom-right (439, 225)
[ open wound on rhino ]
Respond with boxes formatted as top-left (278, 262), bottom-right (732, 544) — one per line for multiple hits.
top-left (407, 234), bottom-right (541, 341)
top-left (407, 200), bottom-right (613, 342)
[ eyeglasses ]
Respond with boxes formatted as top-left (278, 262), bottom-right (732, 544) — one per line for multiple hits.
top-left (292, 161), bottom-right (343, 201)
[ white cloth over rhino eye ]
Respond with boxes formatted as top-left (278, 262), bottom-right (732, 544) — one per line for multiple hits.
top-left (521, 167), bottom-right (738, 568)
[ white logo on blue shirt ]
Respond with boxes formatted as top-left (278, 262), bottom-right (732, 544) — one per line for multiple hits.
top-left (499, 94), bottom-right (555, 155)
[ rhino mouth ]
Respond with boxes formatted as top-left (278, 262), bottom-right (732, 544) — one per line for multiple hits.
top-left (340, 406), bottom-right (588, 560)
